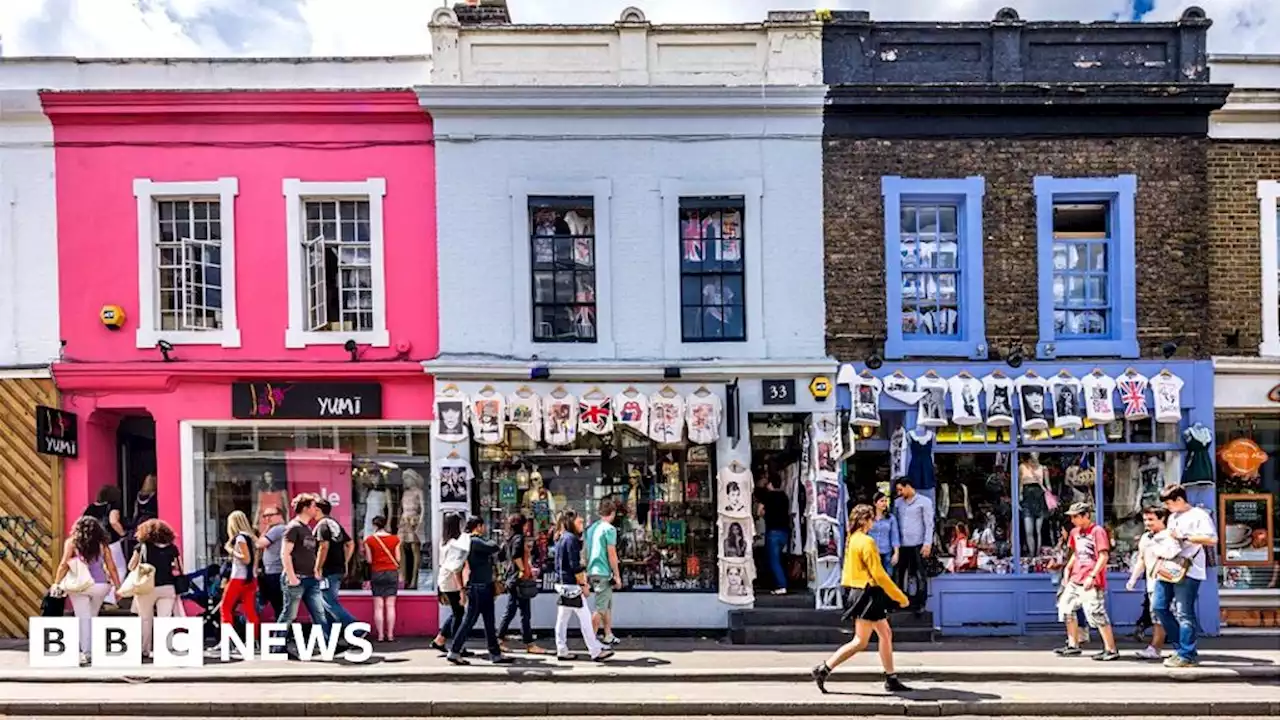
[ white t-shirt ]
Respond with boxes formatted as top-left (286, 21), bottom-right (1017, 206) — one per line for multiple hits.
top-left (1015, 375), bottom-right (1050, 431)
top-left (507, 393), bottom-right (542, 442)
top-left (543, 395), bottom-right (579, 446)
top-left (686, 393), bottom-right (723, 445)
top-left (613, 391), bottom-right (649, 434)
top-left (1168, 506), bottom-right (1217, 581)
top-left (1116, 372), bottom-right (1150, 421)
top-left (1080, 373), bottom-right (1116, 424)
top-left (718, 466), bottom-right (753, 518)
top-left (883, 373), bottom-right (918, 404)
top-left (434, 395), bottom-right (470, 443)
top-left (1138, 530), bottom-right (1180, 593)
top-left (915, 374), bottom-right (948, 427)
top-left (579, 397), bottom-right (614, 436)
top-left (1048, 376), bottom-right (1083, 430)
top-left (471, 394), bottom-right (505, 446)
top-left (1150, 373), bottom-right (1184, 424)
top-left (982, 373), bottom-right (1015, 427)
top-left (851, 375), bottom-right (883, 427)
top-left (437, 460), bottom-right (475, 508)
top-left (948, 375), bottom-right (984, 426)
top-left (649, 393), bottom-right (686, 444)
top-left (890, 427), bottom-right (909, 479)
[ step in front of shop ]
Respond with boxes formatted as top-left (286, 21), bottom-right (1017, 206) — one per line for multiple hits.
top-left (729, 603), bottom-right (936, 645)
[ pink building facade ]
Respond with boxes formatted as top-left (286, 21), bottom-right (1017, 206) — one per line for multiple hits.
top-left (45, 90), bottom-right (440, 634)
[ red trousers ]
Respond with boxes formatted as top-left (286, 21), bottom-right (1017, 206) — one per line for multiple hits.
top-left (221, 578), bottom-right (260, 626)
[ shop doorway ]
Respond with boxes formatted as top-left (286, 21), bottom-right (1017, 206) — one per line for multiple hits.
top-left (116, 414), bottom-right (157, 521)
top-left (749, 412), bottom-right (809, 591)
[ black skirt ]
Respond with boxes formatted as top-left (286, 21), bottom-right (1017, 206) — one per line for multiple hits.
top-left (843, 585), bottom-right (892, 623)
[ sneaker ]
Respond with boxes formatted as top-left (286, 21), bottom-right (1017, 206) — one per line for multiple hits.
top-left (592, 650), bottom-right (615, 662)
top-left (429, 640), bottom-right (448, 653)
top-left (1164, 655), bottom-right (1197, 668)
top-left (811, 663), bottom-right (830, 694)
top-left (1053, 645), bottom-right (1082, 656)
top-left (1134, 646), bottom-right (1162, 660)
top-left (489, 655), bottom-right (514, 665)
top-left (884, 675), bottom-right (912, 692)
top-left (557, 652), bottom-right (578, 661)
top-left (1092, 650), bottom-right (1121, 662)
top-left (771, 588), bottom-right (788, 595)
top-left (602, 634), bottom-right (620, 645)
top-left (446, 654), bottom-right (470, 666)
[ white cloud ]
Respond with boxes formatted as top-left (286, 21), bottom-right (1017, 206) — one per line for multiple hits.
top-left (0, 0), bottom-right (1275, 57)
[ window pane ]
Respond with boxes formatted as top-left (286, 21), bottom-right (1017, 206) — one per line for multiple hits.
top-left (902, 309), bottom-right (920, 335)
top-left (530, 197), bottom-right (596, 343)
top-left (678, 197), bottom-right (746, 342)
top-left (1089, 243), bottom-right (1108, 271)
top-left (1103, 452), bottom-right (1181, 572)
top-left (682, 307), bottom-right (703, 341)
top-left (939, 205), bottom-right (957, 234)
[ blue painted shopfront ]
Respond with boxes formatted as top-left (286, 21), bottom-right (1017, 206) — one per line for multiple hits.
top-left (836, 359), bottom-right (1219, 636)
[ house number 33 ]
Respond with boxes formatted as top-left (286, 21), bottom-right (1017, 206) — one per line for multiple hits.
top-left (762, 379), bottom-right (796, 405)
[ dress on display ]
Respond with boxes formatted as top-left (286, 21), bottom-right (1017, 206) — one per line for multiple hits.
top-left (906, 430), bottom-right (936, 491)
top-left (364, 488), bottom-right (388, 539)
top-left (1183, 425), bottom-right (1214, 485)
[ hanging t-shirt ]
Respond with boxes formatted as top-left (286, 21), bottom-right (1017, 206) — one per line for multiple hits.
top-left (883, 373), bottom-right (920, 405)
top-left (947, 375), bottom-right (984, 427)
top-left (1116, 372), bottom-right (1150, 421)
top-left (471, 394), bottom-right (506, 445)
top-left (434, 395), bottom-right (470, 443)
top-left (1015, 375), bottom-right (1050, 432)
top-left (1080, 373), bottom-right (1117, 424)
top-left (890, 427), bottom-right (909, 480)
top-left (851, 375), bottom-right (883, 427)
top-left (437, 459), bottom-right (475, 508)
top-left (1048, 376), bottom-right (1083, 430)
top-left (1150, 372), bottom-right (1184, 424)
top-left (649, 393), bottom-right (686, 444)
top-left (579, 397), bottom-right (613, 436)
top-left (982, 373), bottom-right (1015, 427)
top-left (717, 466), bottom-right (753, 518)
top-left (686, 392), bottom-right (723, 445)
top-left (613, 391), bottom-right (649, 435)
top-left (915, 374), bottom-right (948, 427)
top-left (507, 393), bottom-right (542, 442)
top-left (543, 394), bottom-right (579, 446)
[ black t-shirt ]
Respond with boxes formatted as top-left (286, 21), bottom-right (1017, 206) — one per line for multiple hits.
top-left (504, 533), bottom-right (527, 584)
top-left (84, 501), bottom-right (124, 544)
top-left (466, 535), bottom-right (501, 586)
top-left (761, 489), bottom-right (791, 532)
top-left (285, 521), bottom-right (318, 577)
top-left (315, 518), bottom-right (349, 578)
top-left (141, 542), bottom-right (180, 587)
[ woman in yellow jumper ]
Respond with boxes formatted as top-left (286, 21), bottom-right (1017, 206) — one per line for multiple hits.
top-left (812, 503), bottom-right (912, 693)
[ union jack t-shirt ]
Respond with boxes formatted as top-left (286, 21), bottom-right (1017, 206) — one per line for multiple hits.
top-left (1116, 372), bottom-right (1149, 421)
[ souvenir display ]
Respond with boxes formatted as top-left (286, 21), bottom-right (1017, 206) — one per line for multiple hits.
top-left (982, 372), bottom-right (1015, 427)
top-left (686, 388), bottom-right (723, 445)
top-left (578, 393), bottom-right (613, 436)
top-left (1081, 370), bottom-right (1116, 424)
top-left (1048, 372), bottom-right (1083, 430)
top-left (1116, 369), bottom-right (1150, 421)
top-left (649, 389), bottom-right (686, 444)
top-left (1150, 370), bottom-right (1184, 424)
top-left (947, 372), bottom-right (984, 427)
top-left (437, 457), bottom-right (474, 509)
top-left (543, 390), bottom-right (579, 446)
top-left (1015, 372), bottom-right (1050, 432)
top-left (613, 387), bottom-right (649, 434)
top-left (434, 391), bottom-right (469, 443)
top-left (507, 390), bottom-right (542, 442)
top-left (718, 517), bottom-right (752, 561)
top-left (851, 372), bottom-right (883, 427)
top-left (717, 558), bottom-right (755, 605)
top-left (471, 391), bottom-right (505, 445)
top-left (883, 371), bottom-right (922, 405)
top-left (717, 464), bottom-right (752, 518)
top-left (915, 372), bottom-right (948, 427)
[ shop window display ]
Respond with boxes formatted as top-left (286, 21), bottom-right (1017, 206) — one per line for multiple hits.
top-left (935, 453), bottom-right (1013, 574)
top-left (193, 426), bottom-right (433, 591)
top-left (1215, 416), bottom-right (1280, 592)
top-left (680, 197), bottom-right (747, 342)
top-left (1102, 451), bottom-right (1181, 572)
top-left (1019, 451), bottom-right (1092, 573)
top-left (475, 427), bottom-right (717, 592)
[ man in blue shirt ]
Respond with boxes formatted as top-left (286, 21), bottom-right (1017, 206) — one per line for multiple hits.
top-left (893, 479), bottom-right (935, 613)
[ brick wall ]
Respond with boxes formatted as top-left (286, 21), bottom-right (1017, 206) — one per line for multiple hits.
top-left (824, 137), bottom-right (1212, 362)
top-left (1207, 141), bottom-right (1280, 356)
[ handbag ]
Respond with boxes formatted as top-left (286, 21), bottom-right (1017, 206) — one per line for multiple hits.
top-left (41, 593), bottom-right (66, 617)
top-left (1044, 488), bottom-right (1060, 512)
top-left (1154, 556), bottom-right (1190, 583)
top-left (118, 544), bottom-right (156, 599)
top-left (514, 533), bottom-right (539, 600)
top-left (59, 557), bottom-right (95, 594)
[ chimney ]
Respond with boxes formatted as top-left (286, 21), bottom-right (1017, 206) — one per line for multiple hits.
top-left (453, 0), bottom-right (511, 25)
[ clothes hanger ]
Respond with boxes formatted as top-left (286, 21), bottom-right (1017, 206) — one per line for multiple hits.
top-left (924, 369), bottom-right (939, 379)
top-left (693, 385), bottom-right (712, 397)
top-left (583, 386), bottom-right (606, 400)
top-left (860, 369), bottom-right (875, 379)
top-left (447, 447), bottom-right (461, 460)
top-left (549, 385), bottom-right (569, 399)
top-left (440, 383), bottom-right (460, 397)
top-left (659, 385), bottom-right (678, 398)
top-left (956, 370), bottom-right (973, 379)
top-left (1158, 368), bottom-right (1174, 377)
top-left (991, 369), bottom-right (1006, 379)
top-left (1024, 369), bottom-right (1040, 379)
top-left (514, 385), bottom-right (535, 398)
top-left (1124, 367), bottom-right (1138, 377)
top-left (621, 385), bottom-right (639, 396)
top-left (477, 384), bottom-right (497, 397)
top-left (891, 370), bottom-right (909, 379)
top-left (1056, 369), bottom-right (1073, 379)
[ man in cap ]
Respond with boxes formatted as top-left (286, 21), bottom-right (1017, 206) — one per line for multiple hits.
top-left (1054, 502), bottom-right (1119, 661)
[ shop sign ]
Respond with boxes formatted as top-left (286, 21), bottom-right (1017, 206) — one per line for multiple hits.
top-left (809, 376), bottom-right (833, 401)
top-left (1219, 494), bottom-right (1274, 566)
top-left (762, 379), bottom-right (795, 406)
top-left (1268, 384), bottom-right (1280, 403)
top-left (231, 382), bottom-right (383, 420)
top-left (1219, 438), bottom-right (1269, 479)
top-left (35, 406), bottom-right (77, 458)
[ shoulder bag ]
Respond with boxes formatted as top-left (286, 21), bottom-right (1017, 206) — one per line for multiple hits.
top-left (58, 557), bottom-right (95, 594)
top-left (118, 544), bottom-right (156, 598)
top-left (1154, 544), bottom-right (1202, 584)
top-left (515, 535), bottom-right (539, 600)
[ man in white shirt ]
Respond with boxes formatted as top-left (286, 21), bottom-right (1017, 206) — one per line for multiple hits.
top-left (1156, 484), bottom-right (1218, 668)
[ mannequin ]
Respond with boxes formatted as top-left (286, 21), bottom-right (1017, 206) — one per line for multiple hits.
top-left (1018, 453), bottom-right (1049, 554)
top-left (398, 469), bottom-right (424, 589)
top-left (253, 471), bottom-right (289, 534)
top-left (363, 472), bottom-right (393, 541)
top-left (522, 471), bottom-right (556, 534)
top-left (132, 473), bottom-right (159, 528)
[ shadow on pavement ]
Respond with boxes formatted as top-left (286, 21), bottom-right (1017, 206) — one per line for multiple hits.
top-left (833, 686), bottom-right (1002, 702)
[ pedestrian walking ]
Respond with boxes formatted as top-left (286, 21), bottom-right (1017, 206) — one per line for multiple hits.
top-left (586, 499), bottom-right (623, 645)
top-left (278, 494), bottom-right (330, 657)
top-left (431, 512), bottom-right (469, 653)
top-left (498, 513), bottom-right (548, 654)
top-left (811, 503), bottom-right (910, 694)
top-left (892, 479), bottom-right (933, 614)
top-left (552, 509), bottom-right (614, 662)
top-left (52, 517), bottom-right (121, 664)
top-left (255, 505), bottom-right (287, 620)
top-left (1127, 506), bottom-right (1177, 660)
top-left (82, 486), bottom-right (128, 607)
top-left (362, 515), bottom-right (401, 643)
top-left (446, 515), bottom-right (511, 665)
top-left (1156, 484), bottom-right (1218, 668)
top-left (220, 510), bottom-right (260, 633)
top-left (868, 492), bottom-right (900, 575)
top-left (1054, 502), bottom-right (1119, 661)
top-left (314, 499), bottom-right (357, 634)
top-left (128, 518), bottom-right (181, 658)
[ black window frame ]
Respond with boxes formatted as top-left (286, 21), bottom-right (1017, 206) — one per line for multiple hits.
top-left (529, 196), bottom-right (597, 344)
top-left (679, 196), bottom-right (747, 343)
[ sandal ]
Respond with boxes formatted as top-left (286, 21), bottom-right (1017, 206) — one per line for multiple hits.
top-left (526, 644), bottom-right (548, 654)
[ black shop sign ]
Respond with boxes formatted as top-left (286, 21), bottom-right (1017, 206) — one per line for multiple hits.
top-left (35, 406), bottom-right (78, 458)
top-left (231, 382), bottom-right (383, 420)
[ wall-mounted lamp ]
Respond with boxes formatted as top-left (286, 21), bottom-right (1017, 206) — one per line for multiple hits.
top-left (1161, 341), bottom-right (1178, 360)
top-left (663, 366), bottom-right (682, 379)
top-left (866, 351), bottom-right (883, 371)
top-left (156, 340), bottom-right (174, 362)
top-left (343, 339), bottom-right (360, 362)
top-left (1005, 344), bottom-right (1024, 369)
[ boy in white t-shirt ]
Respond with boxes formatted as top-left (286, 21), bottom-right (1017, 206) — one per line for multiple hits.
top-left (1126, 506), bottom-right (1178, 660)
top-left (1155, 484), bottom-right (1218, 668)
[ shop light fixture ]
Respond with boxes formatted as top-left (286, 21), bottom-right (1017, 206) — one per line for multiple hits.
top-left (343, 339), bottom-right (360, 362)
top-left (155, 340), bottom-right (174, 362)
top-left (664, 366), bottom-right (682, 379)
top-left (1005, 345), bottom-right (1024, 369)
top-left (530, 366), bottom-right (551, 380)
top-left (1161, 341), bottom-right (1178, 359)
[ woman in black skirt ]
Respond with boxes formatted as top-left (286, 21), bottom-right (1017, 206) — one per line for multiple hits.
top-left (812, 503), bottom-right (911, 693)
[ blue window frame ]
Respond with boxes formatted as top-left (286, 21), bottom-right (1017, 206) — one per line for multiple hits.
top-left (1033, 175), bottom-right (1138, 359)
top-left (882, 176), bottom-right (987, 360)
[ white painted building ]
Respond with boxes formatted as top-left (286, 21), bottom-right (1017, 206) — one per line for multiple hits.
top-left (421, 5), bottom-right (829, 630)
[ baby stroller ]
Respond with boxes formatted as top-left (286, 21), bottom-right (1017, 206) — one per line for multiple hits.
top-left (181, 563), bottom-right (244, 647)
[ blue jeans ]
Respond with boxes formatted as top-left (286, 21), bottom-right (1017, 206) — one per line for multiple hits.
top-left (766, 529), bottom-right (789, 590)
top-left (323, 573), bottom-right (358, 630)
top-left (278, 576), bottom-right (331, 640)
top-left (448, 582), bottom-right (500, 659)
top-left (880, 552), bottom-right (894, 576)
top-left (1154, 577), bottom-right (1201, 662)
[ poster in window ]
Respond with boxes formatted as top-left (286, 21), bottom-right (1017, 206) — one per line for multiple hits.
top-left (719, 518), bottom-right (751, 560)
top-left (1220, 494), bottom-right (1274, 566)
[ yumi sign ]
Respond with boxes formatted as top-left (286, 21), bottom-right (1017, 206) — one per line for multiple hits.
top-left (28, 617), bottom-right (373, 667)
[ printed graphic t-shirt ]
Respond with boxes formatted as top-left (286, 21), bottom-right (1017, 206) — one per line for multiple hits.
top-left (1049, 376), bottom-right (1083, 430)
top-left (982, 373), bottom-right (1015, 427)
top-left (1069, 523), bottom-right (1111, 589)
top-left (1081, 373), bottom-right (1117, 424)
top-left (284, 520), bottom-right (319, 578)
top-left (1015, 375), bottom-right (1050, 431)
top-left (915, 374), bottom-right (949, 427)
top-left (1150, 373), bottom-right (1184, 424)
top-left (686, 393), bottom-right (723, 444)
top-left (613, 391), bottom-right (649, 434)
top-left (947, 375), bottom-right (984, 427)
top-left (1117, 372), bottom-right (1150, 420)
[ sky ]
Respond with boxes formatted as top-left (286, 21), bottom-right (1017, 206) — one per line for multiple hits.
top-left (0, 0), bottom-right (1274, 58)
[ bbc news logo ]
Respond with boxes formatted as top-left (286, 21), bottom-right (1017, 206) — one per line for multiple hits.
top-left (29, 617), bottom-right (373, 667)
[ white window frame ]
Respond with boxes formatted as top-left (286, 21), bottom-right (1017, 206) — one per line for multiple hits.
top-left (1260, 180), bottom-right (1280, 357)
top-left (283, 178), bottom-right (389, 349)
top-left (508, 177), bottom-right (615, 359)
top-left (133, 177), bottom-right (241, 349)
top-left (660, 177), bottom-right (765, 359)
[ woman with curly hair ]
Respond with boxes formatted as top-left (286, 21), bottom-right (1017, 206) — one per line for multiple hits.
top-left (129, 519), bottom-right (182, 657)
top-left (53, 516), bottom-right (121, 663)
